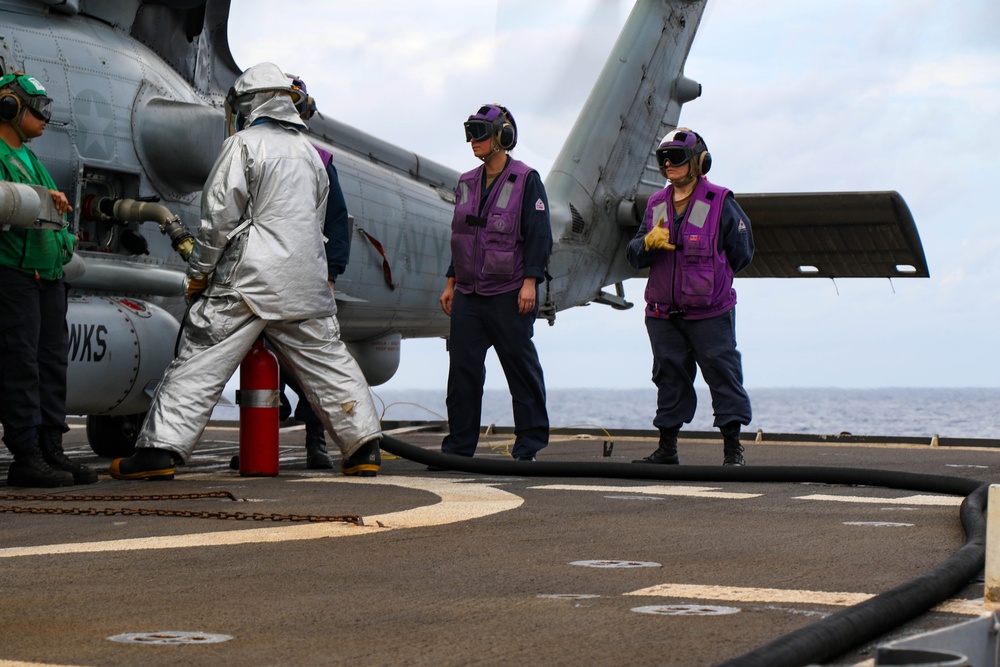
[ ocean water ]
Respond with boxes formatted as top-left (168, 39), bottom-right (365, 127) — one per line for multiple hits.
top-left (358, 387), bottom-right (1000, 440)
top-left (214, 387), bottom-right (999, 439)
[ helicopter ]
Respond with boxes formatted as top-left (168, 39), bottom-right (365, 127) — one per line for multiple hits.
top-left (0, 0), bottom-right (927, 457)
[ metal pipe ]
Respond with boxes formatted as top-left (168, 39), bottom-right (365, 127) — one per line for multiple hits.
top-left (85, 196), bottom-right (194, 260)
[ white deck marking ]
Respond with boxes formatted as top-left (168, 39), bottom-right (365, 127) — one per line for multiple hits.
top-left (531, 484), bottom-right (761, 499)
top-left (0, 477), bottom-right (521, 559)
top-left (296, 476), bottom-right (523, 527)
top-left (795, 493), bottom-right (963, 506)
top-left (625, 583), bottom-right (986, 616)
top-left (843, 521), bottom-right (914, 527)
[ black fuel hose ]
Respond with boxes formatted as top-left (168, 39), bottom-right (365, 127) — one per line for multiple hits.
top-left (379, 435), bottom-right (989, 667)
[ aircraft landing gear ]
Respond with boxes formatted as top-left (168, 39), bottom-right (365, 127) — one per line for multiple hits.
top-left (86, 413), bottom-right (144, 458)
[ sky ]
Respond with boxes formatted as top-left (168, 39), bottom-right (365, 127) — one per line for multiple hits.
top-left (227, 0), bottom-right (1000, 391)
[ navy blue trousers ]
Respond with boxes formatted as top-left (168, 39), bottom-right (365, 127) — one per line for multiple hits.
top-left (264, 337), bottom-right (320, 425)
top-left (278, 365), bottom-right (321, 425)
top-left (645, 309), bottom-right (752, 431)
top-left (0, 267), bottom-right (69, 452)
top-left (443, 289), bottom-right (548, 458)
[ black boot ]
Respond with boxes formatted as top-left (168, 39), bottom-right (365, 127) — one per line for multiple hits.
top-left (721, 422), bottom-right (745, 466)
top-left (6, 434), bottom-right (74, 488)
top-left (632, 427), bottom-right (680, 464)
top-left (304, 423), bottom-right (334, 470)
top-left (37, 426), bottom-right (98, 485)
top-left (340, 438), bottom-right (381, 477)
top-left (109, 447), bottom-right (177, 480)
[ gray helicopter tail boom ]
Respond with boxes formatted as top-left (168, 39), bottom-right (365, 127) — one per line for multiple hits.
top-left (543, 0), bottom-right (707, 315)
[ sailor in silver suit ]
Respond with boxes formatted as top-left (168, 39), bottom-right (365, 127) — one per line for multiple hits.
top-left (110, 62), bottom-right (382, 480)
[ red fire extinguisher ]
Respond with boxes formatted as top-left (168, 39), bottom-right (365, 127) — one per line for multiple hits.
top-left (237, 337), bottom-right (280, 477)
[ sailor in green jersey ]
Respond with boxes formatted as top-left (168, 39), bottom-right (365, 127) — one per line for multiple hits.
top-left (0, 72), bottom-right (97, 487)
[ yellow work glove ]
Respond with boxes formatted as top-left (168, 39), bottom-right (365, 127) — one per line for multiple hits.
top-left (184, 273), bottom-right (208, 303)
top-left (643, 222), bottom-right (676, 251)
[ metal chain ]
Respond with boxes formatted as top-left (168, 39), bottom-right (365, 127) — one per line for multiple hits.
top-left (0, 491), bottom-right (238, 502)
top-left (0, 492), bottom-right (364, 526)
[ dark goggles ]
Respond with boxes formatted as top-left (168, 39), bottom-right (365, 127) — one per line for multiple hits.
top-left (464, 120), bottom-right (495, 142)
top-left (13, 87), bottom-right (52, 122)
top-left (658, 147), bottom-right (691, 168)
top-left (26, 96), bottom-right (52, 122)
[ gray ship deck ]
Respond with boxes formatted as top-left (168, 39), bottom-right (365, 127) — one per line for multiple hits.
top-left (2, 422), bottom-right (997, 667)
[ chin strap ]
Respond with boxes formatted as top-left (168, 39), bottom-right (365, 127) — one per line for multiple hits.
top-left (3, 111), bottom-right (30, 144)
top-left (477, 136), bottom-right (503, 163)
top-left (667, 172), bottom-right (697, 189)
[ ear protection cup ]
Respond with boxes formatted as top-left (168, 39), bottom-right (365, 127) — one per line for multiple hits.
top-left (0, 92), bottom-right (21, 122)
top-left (498, 122), bottom-right (516, 150)
top-left (494, 103), bottom-right (517, 150)
top-left (697, 151), bottom-right (712, 175)
top-left (692, 131), bottom-right (711, 175)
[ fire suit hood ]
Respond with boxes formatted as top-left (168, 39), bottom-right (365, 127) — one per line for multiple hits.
top-left (232, 62), bottom-right (305, 131)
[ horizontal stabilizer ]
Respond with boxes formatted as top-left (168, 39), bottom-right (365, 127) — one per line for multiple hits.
top-left (735, 191), bottom-right (928, 279)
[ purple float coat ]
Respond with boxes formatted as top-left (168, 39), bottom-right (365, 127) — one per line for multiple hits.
top-left (450, 158), bottom-right (535, 296)
top-left (643, 178), bottom-right (737, 320)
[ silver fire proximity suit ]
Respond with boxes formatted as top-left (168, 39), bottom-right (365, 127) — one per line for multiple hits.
top-left (134, 63), bottom-right (381, 462)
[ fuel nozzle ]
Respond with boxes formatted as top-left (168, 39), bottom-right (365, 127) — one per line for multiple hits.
top-left (83, 195), bottom-right (194, 260)
top-left (158, 216), bottom-right (194, 260)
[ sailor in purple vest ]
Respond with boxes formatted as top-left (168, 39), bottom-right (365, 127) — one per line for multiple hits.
top-left (438, 104), bottom-right (553, 461)
top-left (626, 128), bottom-right (754, 466)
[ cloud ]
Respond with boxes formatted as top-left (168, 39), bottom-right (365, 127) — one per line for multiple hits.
top-left (226, 0), bottom-right (1000, 389)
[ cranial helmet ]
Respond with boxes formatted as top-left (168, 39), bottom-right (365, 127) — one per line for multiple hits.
top-left (463, 103), bottom-right (517, 150)
top-left (0, 72), bottom-right (53, 124)
top-left (286, 73), bottom-right (317, 121)
top-left (655, 127), bottom-right (711, 178)
top-left (224, 62), bottom-right (304, 135)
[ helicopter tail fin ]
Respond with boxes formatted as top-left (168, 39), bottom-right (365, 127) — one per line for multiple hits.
top-left (543, 0), bottom-right (707, 316)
